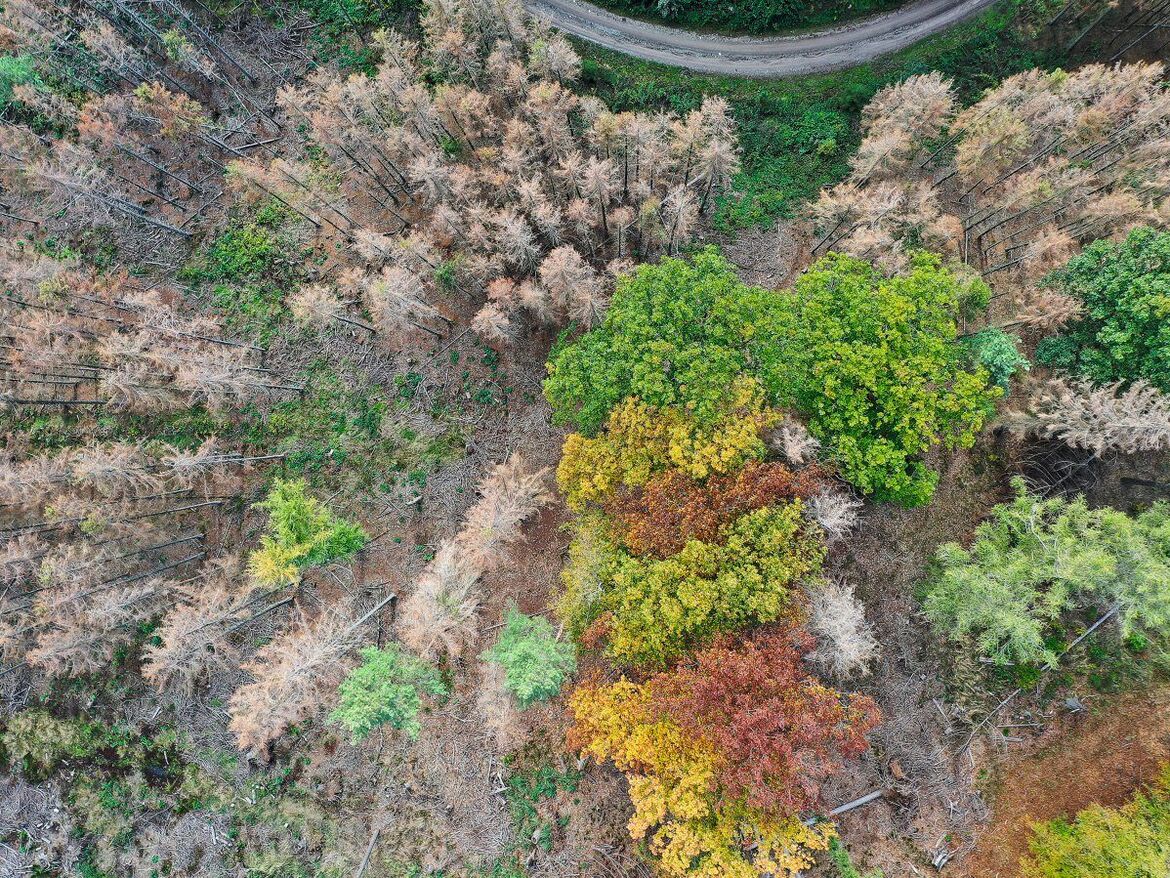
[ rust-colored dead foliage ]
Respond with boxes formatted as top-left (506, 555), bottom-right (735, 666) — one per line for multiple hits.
top-left (605, 461), bottom-right (826, 557)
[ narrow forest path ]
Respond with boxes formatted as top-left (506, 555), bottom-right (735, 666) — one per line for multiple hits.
top-left (523, 0), bottom-right (999, 76)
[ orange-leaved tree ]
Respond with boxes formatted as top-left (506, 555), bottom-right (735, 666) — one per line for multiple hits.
top-left (605, 460), bottom-right (826, 558)
top-left (650, 627), bottom-right (880, 815)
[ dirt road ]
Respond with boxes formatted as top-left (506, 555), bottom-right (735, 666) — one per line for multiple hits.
top-left (524, 0), bottom-right (1000, 77)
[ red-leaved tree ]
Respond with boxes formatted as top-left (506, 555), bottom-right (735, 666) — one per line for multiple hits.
top-left (649, 627), bottom-right (880, 815)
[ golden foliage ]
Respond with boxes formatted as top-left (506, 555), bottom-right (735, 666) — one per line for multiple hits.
top-left (568, 680), bottom-right (835, 878)
top-left (556, 378), bottom-right (778, 510)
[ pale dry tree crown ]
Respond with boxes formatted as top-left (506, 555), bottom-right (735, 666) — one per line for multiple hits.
top-left (0, 532), bottom-right (45, 589)
top-left (470, 300), bottom-right (515, 344)
top-left (814, 62), bottom-right (1170, 278)
top-left (862, 71), bottom-right (956, 140)
top-left (399, 453), bottom-right (553, 661)
top-left (239, 0), bottom-right (740, 347)
top-left (364, 265), bottom-right (446, 338)
top-left (160, 437), bottom-right (231, 486)
top-left (808, 490), bottom-right (864, 544)
top-left (1002, 377), bottom-right (1170, 456)
top-left (775, 421), bottom-right (821, 467)
top-left (475, 661), bottom-right (526, 753)
top-left (0, 437), bottom-right (276, 685)
top-left (1, 249), bottom-right (276, 413)
top-left (142, 555), bottom-right (252, 694)
top-left (289, 284), bottom-right (345, 330)
top-left (68, 442), bottom-right (161, 498)
top-left (805, 578), bottom-right (880, 680)
top-left (228, 608), bottom-right (363, 755)
top-left (851, 72), bottom-right (955, 184)
top-left (1020, 227), bottom-right (1077, 282)
top-left (399, 539), bottom-right (483, 661)
top-left (457, 453), bottom-right (553, 572)
top-left (998, 287), bottom-right (1083, 333)
top-left (0, 453), bottom-right (73, 511)
top-left (25, 572), bottom-right (177, 678)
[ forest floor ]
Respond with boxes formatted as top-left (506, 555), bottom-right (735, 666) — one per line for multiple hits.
top-left (4, 2), bottom-right (1170, 876)
top-left (959, 685), bottom-right (1170, 877)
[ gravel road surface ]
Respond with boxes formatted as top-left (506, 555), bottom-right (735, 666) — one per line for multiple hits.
top-left (524, 0), bottom-right (999, 76)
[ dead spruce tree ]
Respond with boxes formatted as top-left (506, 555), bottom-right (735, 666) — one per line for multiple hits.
top-left (0, 248), bottom-right (293, 411)
top-left (227, 592), bottom-right (398, 755)
top-left (141, 554), bottom-right (282, 694)
top-left (228, 0), bottom-right (739, 344)
top-left (0, 0), bottom-right (286, 252)
top-left (812, 64), bottom-right (1170, 288)
top-left (399, 453), bottom-right (552, 660)
top-left (0, 439), bottom-right (268, 676)
top-left (1002, 377), bottom-right (1170, 455)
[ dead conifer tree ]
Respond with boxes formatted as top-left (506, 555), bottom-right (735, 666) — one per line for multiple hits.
top-left (399, 453), bottom-right (552, 660)
top-left (1002, 377), bottom-right (1170, 454)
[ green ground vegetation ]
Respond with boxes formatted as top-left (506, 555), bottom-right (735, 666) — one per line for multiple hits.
top-left (179, 203), bottom-right (305, 344)
top-left (1, 709), bottom-right (353, 878)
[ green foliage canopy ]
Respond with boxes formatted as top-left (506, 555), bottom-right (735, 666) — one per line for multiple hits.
top-left (544, 247), bottom-right (788, 436)
top-left (923, 480), bottom-right (1170, 668)
top-left (547, 248), bottom-right (999, 506)
top-left (965, 328), bottom-right (1029, 390)
top-left (1021, 766), bottom-right (1170, 878)
top-left (330, 645), bottom-right (447, 742)
top-left (247, 479), bottom-right (369, 585)
top-left (482, 609), bottom-right (578, 708)
top-left (1036, 227), bottom-right (1170, 391)
top-left (595, 503), bottom-right (825, 667)
top-left (779, 252), bottom-right (1000, 506)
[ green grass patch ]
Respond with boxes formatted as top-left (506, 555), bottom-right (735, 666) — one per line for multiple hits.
top-left (241, 362), bottom-right (465, 492)
top-left (232, 0), bottom-right (421, 71)
top-left (828, 837), bottom-right (885, 878)
top-left (181, 204), bottom-right (304, 343)
top-left (503, 751), bottom-right (582, 855)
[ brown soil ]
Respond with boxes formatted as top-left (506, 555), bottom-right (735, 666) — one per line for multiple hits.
top-left (958, 687), bottom-right (1170, 878)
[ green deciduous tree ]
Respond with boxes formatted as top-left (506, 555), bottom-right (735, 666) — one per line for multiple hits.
top-left (248, 479), bottom-right (369, 586)
top-left (544, 247), bottom-right (789, 436)
top-left (482, 609), bottom-right (577, 708)
top-left (330, 645), bottom-right (447, 742)
top-left (1037, 227), bottom-right (1170, 392)
top-left (1021, 765), bottom-right (1170, 878)
top-left (779, 252), bottom-right (1000, 506)
top-left (923, 479), bottom-right (1170, 668)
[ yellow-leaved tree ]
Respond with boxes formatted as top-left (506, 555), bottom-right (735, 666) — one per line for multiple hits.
top-left (555, 378), bottom-right (778, 511)
top-left (568, 678), bottom-right (835, 878)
